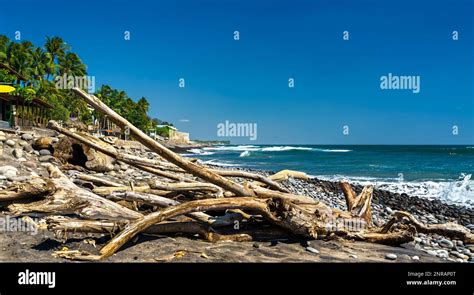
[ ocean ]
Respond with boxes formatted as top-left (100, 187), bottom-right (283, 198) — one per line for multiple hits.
top-left (183, 145), bottom-right (474, 207)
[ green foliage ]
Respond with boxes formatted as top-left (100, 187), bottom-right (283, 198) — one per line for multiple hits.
top-left (0, 35), bottom-right (166, 129)
top-left (95, 85), bottom-right (160, 131)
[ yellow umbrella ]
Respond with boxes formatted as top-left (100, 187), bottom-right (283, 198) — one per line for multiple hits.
top-left (0, 85), bottom-right (15, 93)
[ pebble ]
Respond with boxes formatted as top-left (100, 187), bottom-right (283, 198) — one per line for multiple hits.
top-left (5, 139), bottom-right (15, 147)
top-left (0, 166), bottom-right (17, 178)
top-left (426, 250), bottom-right (438, 256)
top-left (22, 161), bottom-right (37, 169)
top-left (0, 136), bottom-right (6, 142)
top-left (253, 243), bottom-right (260, 249)
top-left (23, 145), bottom-right (33, 153)
top-left (21, 133), bottom-right (33, 141)
top-left (411, 255), bottom-right (420, 261)
top-left (439, 239), bottom-right (454, 249)
top-left (12, 148), bottom-right (23, 158)
top-left (306, 247), bottom-right (319, 254)
top-left (38, 155), bottom-right (54, 162)
top-left (39, 149), bottom-right (51, 156)
top-left (18, 140), bottom-right (28, 147)
top-left (385, 253), bottom-right (397, 260)
top-left (436, 249), bottom-right (449, 258)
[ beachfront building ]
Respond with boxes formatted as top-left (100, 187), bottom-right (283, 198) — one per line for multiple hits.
top-left (153, 124), bottom-right (190, 144)
top-left (0, 63), bottom-right (53, 129)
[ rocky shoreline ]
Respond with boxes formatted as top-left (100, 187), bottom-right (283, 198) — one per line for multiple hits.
top-left (0, 129), bottom-right (473, 263)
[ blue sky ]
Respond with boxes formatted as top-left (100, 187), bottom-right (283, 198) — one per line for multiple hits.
top-left (1, 0), bottom-right (473, 144)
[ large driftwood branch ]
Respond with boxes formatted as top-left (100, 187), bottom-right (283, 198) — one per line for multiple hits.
top-left (45, 216), bottom-right (252, 243)
top-left (108, 191), bottom-right (245, 227)
top-left (340, 182), bottom-right (374, 225)
top-left (71, 88), bottom-right (255, 197)
top-left (381, 211), bottom-right (474, 243)
top-left (108, 191), bottom-right (215, 224)
top-left (340, 181), bottom-right (357, 210)
top-left (0, 179), bottom-right (55, 203)
top-left (8, 164), bottom-right (142, 221)
top-left (98, 197), bottom-right (278, 258)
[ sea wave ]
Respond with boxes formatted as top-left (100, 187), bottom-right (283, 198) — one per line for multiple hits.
top-left (313, 148), bottom-right (352, 153)
top-left (316, 173), bottom-right (474, 208)
top-left (183, 148), bottom-right (215, 156)
top-left (202, 145), bottom-right (351, 153)
top-left (239, 150), bottom-right (251, 157)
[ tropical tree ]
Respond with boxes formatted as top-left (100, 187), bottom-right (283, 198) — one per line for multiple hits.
top-left (31, 48), bottom-right (53, 81)
top-left (58, 52), bottom-right (86, 76)
top-left (0, 35), bottom-right (11, 62)
top-left (6, 41), bottom-right (34, 79)
top-left (0, 34), bottom-right (165, 130)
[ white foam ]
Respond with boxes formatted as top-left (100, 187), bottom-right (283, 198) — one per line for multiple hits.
top-left (260, 146), bottom-right (314, 152)
top-left (316, 173), bottom-right (474, 208)
top-left (185, 148), bottom-right (215, 156)
top-left (202, 145), bottom-right (349, 153)
top-left (313, 148), bottom-right (352, 153)
top-left (239, 150), bottom-right (251, 157)
top-left (203, 145), bottom-right (259, 152)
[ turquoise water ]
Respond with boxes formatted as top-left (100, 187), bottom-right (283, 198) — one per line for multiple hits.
top-left (183, 145), bottom-right (474, 206)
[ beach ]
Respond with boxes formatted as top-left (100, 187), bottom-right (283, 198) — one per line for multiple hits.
top-left (0, 129), bottom-right (473, 263)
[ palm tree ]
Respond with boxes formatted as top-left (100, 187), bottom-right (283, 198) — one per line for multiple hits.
top-left (137, 97), bottom-right (150, 113)
top-left (45, 36), bottom-right (68, 63)
top-left (0, 35), bottom-right (11, 62)
top-left (57, 52), bottom-right (86, 76)
top-left (6, 41), bottom-right (34, 79)
top-left (45, 36), bottom-right (69, 78)
top-left (31, 48), bottom-right (53, 81)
